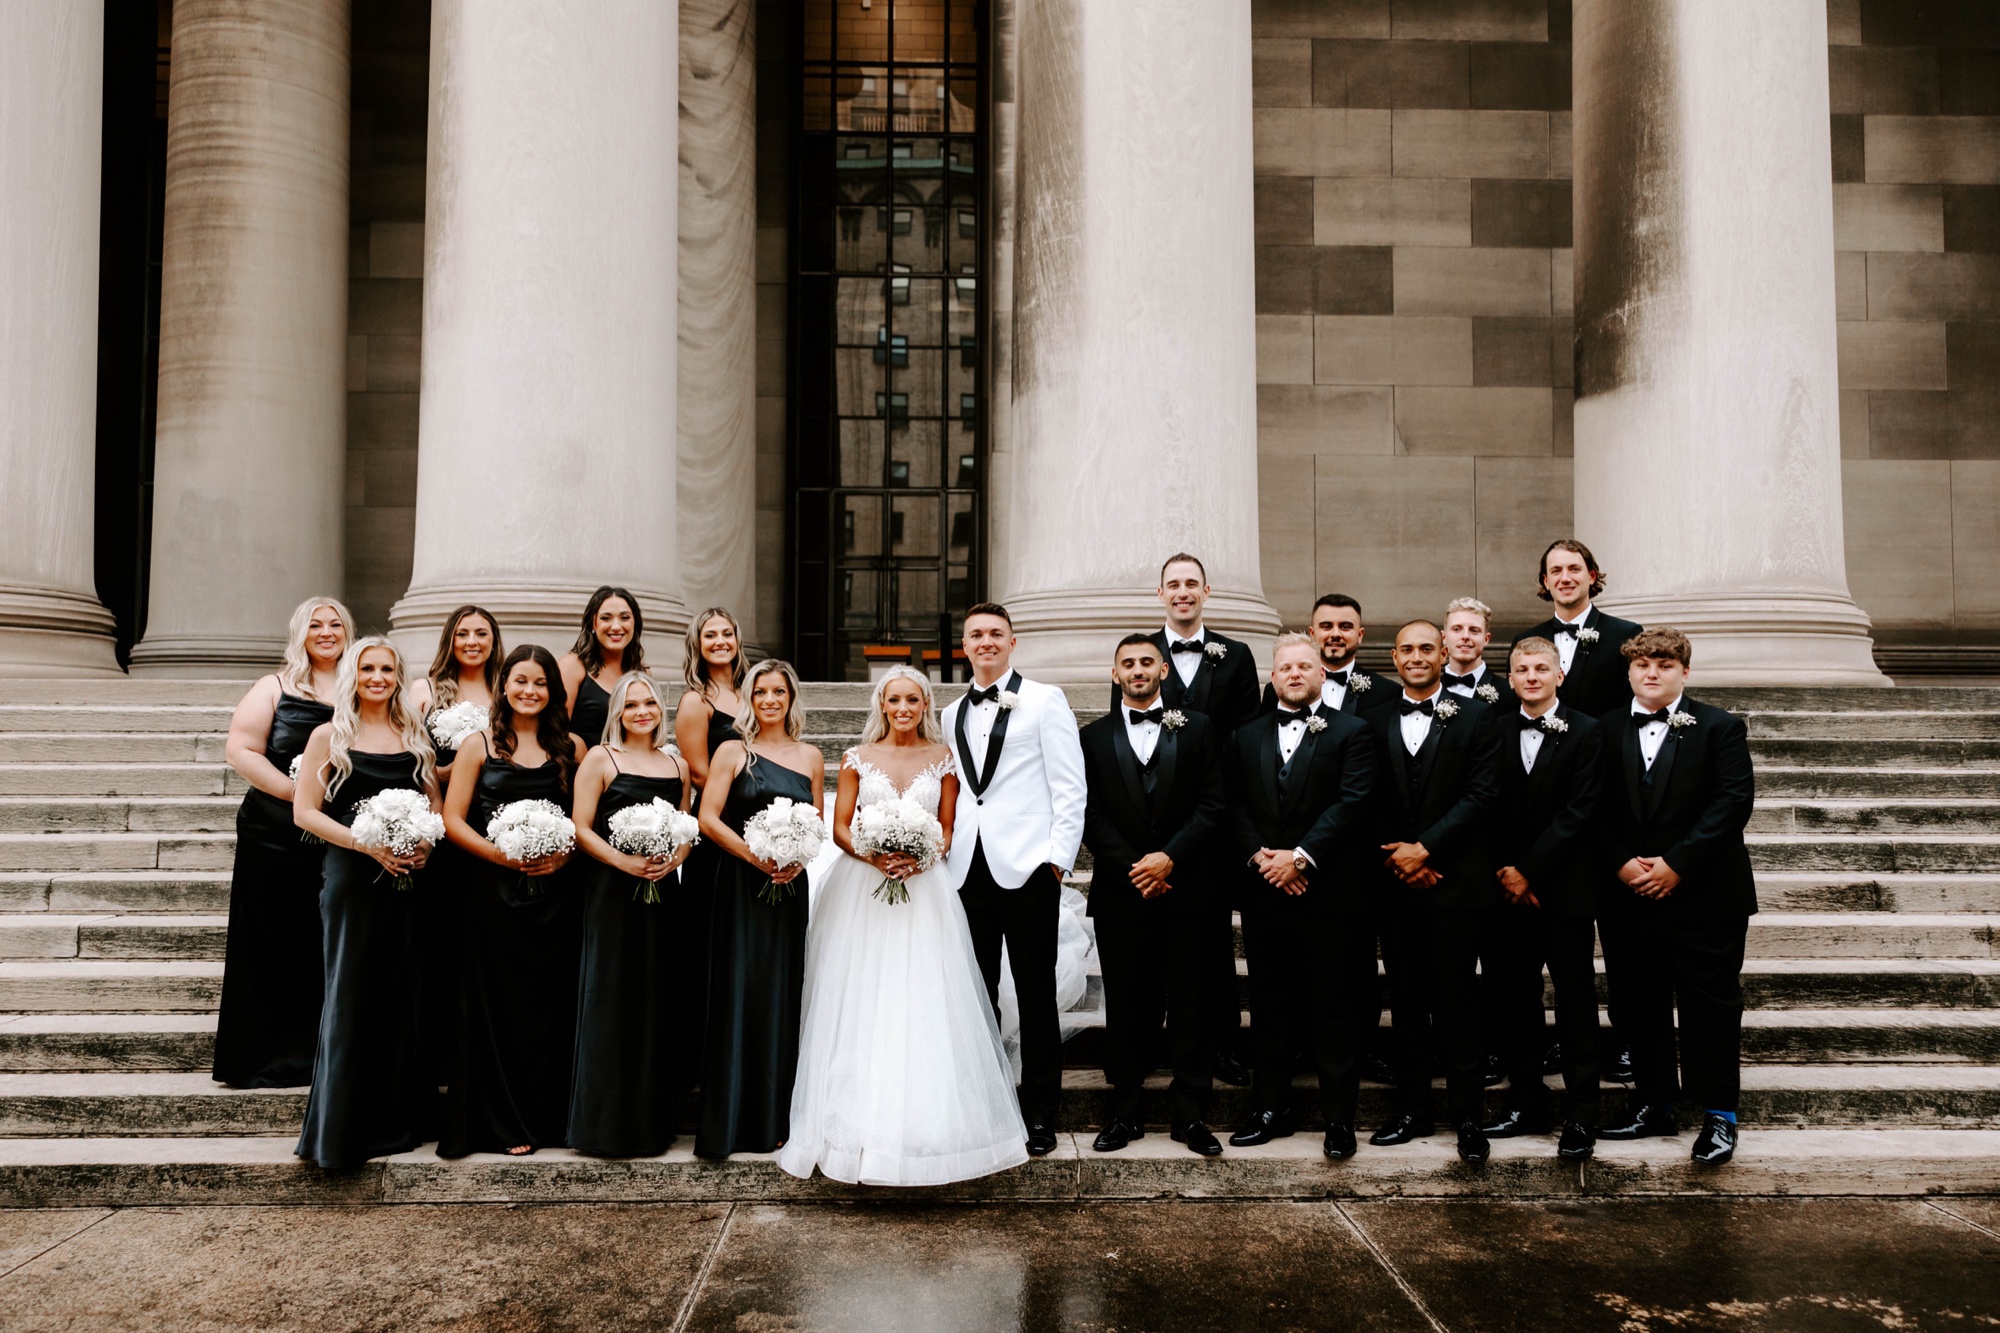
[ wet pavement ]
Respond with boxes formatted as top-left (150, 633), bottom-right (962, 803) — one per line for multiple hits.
top-left (0, 1198), bottom-right (1995, 1331)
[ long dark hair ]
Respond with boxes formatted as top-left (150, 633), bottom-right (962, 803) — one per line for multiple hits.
top-left (571, 585), bottom-right (646, 678)
top-left (491, 644), bottom-right (576, 793)
top-left (426, 605), bottom-right (504, 708)
top-left (682, 605), bottom-right (747, 702)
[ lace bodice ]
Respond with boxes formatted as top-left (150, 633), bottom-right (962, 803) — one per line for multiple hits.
top-left (844, 749), bottom-right (954, 815)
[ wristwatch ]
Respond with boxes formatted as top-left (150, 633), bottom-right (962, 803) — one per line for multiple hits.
top-left (1292, 852), bottom-right (1310, 874)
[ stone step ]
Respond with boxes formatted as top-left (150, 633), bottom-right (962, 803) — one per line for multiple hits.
top-left (0, 1015), bottom-right (215, 1071)
top-left (0, 734), bottom-right (231, 764)
top-left (1746, 834), bottom-right (2000, 874)
top-left (1748, 801), bottom-right (2000, 836)
top-left (1740, 913), bottom-right (2000, 959)
top-left (0, 797), bottom-right (240, 835)
top-left (0, 764), bottom-right (241, 798)
top-left (0, 872), bottom-right (233, 914)
top-left (0, 681), bottom-right (252, 706)
top-left (1750, 738), bottom-right (2000, 768)
top-left (1758, 768), bottom-right (2000, 799)
top-left (0, 705), bottom-right (237, 734)
top-left (0, 916), bottom-right (229, 960)
top-left (1707, 686), bottom-right (2000, 712)
top-left (0, 961), bottom-right (223, 1012)
top-left (1755, 873), bottom-right (2000, 913)
top-left (1742, 711), bottom-right (2000, 739)
top-left (0, 833), bottom-right (235, 873)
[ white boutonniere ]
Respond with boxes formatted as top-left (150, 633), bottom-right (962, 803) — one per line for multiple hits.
top-left (1349, 672), bottom-right (1372, 692)
top-left (997, 690), bottom-right (1020, 710)
top-left (1540, 714), bottom-right (1569, 734)
top-left (1162, 709), bottom-right (1187, 731)
top-left (287, 756), bottom-right (303, 781)
top-left (1577, 626), bottom-right (1601, 646)
top-left (1475, 683), bottom-right (1499, 703)
top-left (1434, 698), bottom-right (1461, 721)
top-left (1668, 711), bottom-right (1697, 729)
top-left (1305, 715), bottom-right (1328, 734)
top-left (1204, 640), bottom-right (1228, 661)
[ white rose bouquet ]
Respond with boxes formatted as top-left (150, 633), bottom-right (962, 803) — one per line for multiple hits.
top-left (428, 701), bottom-right (490, 752)
top-left (349, 788), bottom-right (445, 892)
top-left (741, 796), bottom-right (826, 905)
top-left (607, 798), bottom-right (703, 904)
top-left (485, 798), bottom-right (576, 895)
top-left (849, 795), bottom-right (944, 905)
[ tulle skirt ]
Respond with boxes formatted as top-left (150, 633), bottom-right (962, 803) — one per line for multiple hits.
top-left (780, 851), bottom-right (1028, 1186)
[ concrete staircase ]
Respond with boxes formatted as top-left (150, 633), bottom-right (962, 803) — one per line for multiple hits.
top-left (0, 679), bottom-right (1996, 1203)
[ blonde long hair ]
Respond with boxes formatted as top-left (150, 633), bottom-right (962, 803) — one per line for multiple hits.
top-left (277, 596), bottom-right (355, 701)
top-left (603, 672), bottom-right (674, 752)
top-left (733, 659), bottom-right (805, 752)
top-left (859, 665), bottom-right (943, 745)
top-left (323, 637), bottom-right (437, 802)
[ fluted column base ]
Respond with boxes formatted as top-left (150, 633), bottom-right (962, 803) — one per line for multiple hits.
top-left (389, 582), bottom-right (690, 676)
top-left (127, 634), bottom-right (285, 678)
top-left (1002, 586), bottom-right (1281, 683)
top-left (0, 588), bottom-right (122, 677)
top-left (1602, 591), bottom-right (1890, 687)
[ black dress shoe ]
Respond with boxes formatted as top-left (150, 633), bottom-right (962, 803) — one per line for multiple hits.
top-left (1557, 1120), bottom-right (1595, 1161)
top-left (1456, 1121), bottom-right (1490, 1165)
top-left (1362, 1055), bottom-right (1398, 1086)
top-left (1212, 1054), bottom-right (1252, 1088)
top-left (1540, 1041), bottom-right (1564, 1077)
top-left (1482, 1053), bottom-right (1506, 1088)
top-left (1597, 1104), bottom-right (1678, 1140)
top-left (1607, 1047), bottom-right (1635, 1083)
top-left (1172, 1122), bottom-right (1223, 1157)
top-left (1091, 1119), bottom-right (1142, 1152)
top-left (1691, 1114), bottom-right (1737, 1165)
top-left (1368, 1114), bottom-right (1435, 1146)
top-left (1481, 1107), bottom-right (1555, 1138)
top-left (1323, 1124), bottom-right (1358, 1160)
top-left (1228, 1109), bottom-right (1295, 1147)
top-left (1026, 1122), bottom-right (1059, 1156)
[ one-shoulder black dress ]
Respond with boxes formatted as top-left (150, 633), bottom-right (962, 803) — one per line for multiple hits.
top-left (571, 674), bottom-right (612, 747)
top-left (675, 704), bottom-right (737, 1093)
top-left (695, 754), bottom-right (814, 1159)
top-left (296, 750), bottom-right (431, 1168)
top-left (568, 758), bottom-right (686, 1156)
top-left (438, 757), bottom-right (583, 1156)
top-left (213, 689), bottom-right (335, 1088)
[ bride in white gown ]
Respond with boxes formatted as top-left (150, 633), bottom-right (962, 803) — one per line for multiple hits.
top-left (780, 667), bottom-right (1028, 1186)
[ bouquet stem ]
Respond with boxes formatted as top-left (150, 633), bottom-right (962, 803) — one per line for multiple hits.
top-left (872, 875), bottom-right (910, 905)
top-left (757, 877), bottom-right (796, 905)
top-left (633, 876), bottom-right (664, 905)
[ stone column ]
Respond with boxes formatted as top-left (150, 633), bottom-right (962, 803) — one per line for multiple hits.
top-left (0, 2), bottom-right (121, 676)
top-left (677, 0), bottom-right (758, 641)
top-left (390, 0), bottom-right (687, 661)
top-left (999, 0), bottom-right (1278, 678)
top-left (130, 0), bottom-right (351, 675)
top-left (1572, 0), bottom-right (1888, 685)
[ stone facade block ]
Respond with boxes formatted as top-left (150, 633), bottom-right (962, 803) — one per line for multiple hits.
top-left (1258, 454), bottom-right (1319, 623)
top-left (1828, 45), bottom-right (1941, 115)
top-left (1469, 178), bottom-right (1571, 247)
top-left (1551, 317), bottom-right (1573, 387)
top-left (348, 279), bottom-right (422, 337)
top-left (1469, 41), bottom-right (1570, 111)
top-left (1549, 110), bottom-right (1571, 179)
top-left (1312, 38), bottom-right (1468, 109)
top-left (1550, 247), bottom-right (1573, 318)
top-left (1472, 316), bottom-right (1553, 385)
top-left (1390, 0), bottom-right (1546, 42)
top-left (1314, 177), bottom-right (1471, 247)
top-left (1947, 322), bottom-right (2000, 388)
top-left (1551, 385), bottom-right (1573, 457)
top-left (368, 222), bottom-right (424, 280)
top-left (1255, 38), bottom-right (1313, 106)
top-left (365, 335), bottom-right (421, 393)
top-left (357, 446), bottom-right (419, 509)
top-left (346, 336), bottom-right (367, 393)
top-left (1391, 109), bottom-right (1550, 179)
top-left (1831, 114), bottom-right (1866, 182)
top-left (1257, 177), bottom-right (1316, 243)
top-left (1867, 252), bottom-right (2000, 319)
top-left (1841, 389), bottom-right (1872, 457)
top-left (1866, 116), bottom-right (2000, 185)
top-left (1258, 315), bottom-right (1317, 384)
top-left (1869, 389), bottom-right (2000, 458)
top-left (1842, 459), bottom-right (1956, 629)
top-left (1394, 246), bottom-right (1551, 316)
top-left (1473, 456), bottom-right (1573, 624)
top-left (1858, 1), bottom-right (2000, 49)
top-left (1941, 50), bottom-right (2000, 116)
top-left (1394, 385), bottom-right (1552, 455)
top-left (1254, 107), bottom-right (1393, 176)
top-left (1836, 250), bottom-right (1869, 319)
top-left (347, 392), bottom-right (419, 453)
top-left (1258, 244), bottom-right (1396, 315)
top-left (1827, 0), bottom-right (1862, 46)
top-left (1952, 461), bottom-right (2000, 631)
top-left (1252, 0), bottom-right (1392, 40)
top-left (1833, 183), bottom-right (1945, 251)
top-left (1258, 383), bottom-right (1396, 454)
top-left (1943, 185), bottom-right (2000, 252)
top-left (1314, 315), bottom-right (1473, 385)
top-left (1837, 320), bottom-right (1948, 389)
top-left (1314, 455), bottom-right (1476, 629)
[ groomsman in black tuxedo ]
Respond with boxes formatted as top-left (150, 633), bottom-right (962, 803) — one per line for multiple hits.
top-left (1594, 628), bottom-right (1756, 1166)
top-left (1222, 633), bottom-right (1376, 1160)
top-left (1110, 553), bottom-right (1261, 1085)
top-left (1441, 597), bottom-right (1516, 711)
top-left (1514, 540), bottom-right (1643, 719)
top-left (1367, 620), bottom-right (1504, 1164)
top-left (1259, 594), bottom-right (1391, 718)
top-left (1481, 636), bottom-right (1606, 1161)
top-left (1081, 634), bottom-right (1229, 1156)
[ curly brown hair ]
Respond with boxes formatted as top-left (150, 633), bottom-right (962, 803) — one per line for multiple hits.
top-left (1620, 627), bottom-right (1692, 668)
top-left (1536, 539), bottom-right (1605, 602)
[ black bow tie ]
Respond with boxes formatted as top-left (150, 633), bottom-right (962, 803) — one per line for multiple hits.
top-left (1633, 707), bottom-right (1672, 727)
top-left (968, 684), bottom-right (1002, 705)
top-left (1555, 624), bottom-right (1583, 639)
top-left (1519, 712), bottom-right (1553, 731)
top-left (1277, 708), bottom-right (1307, 725)
top-left (1328, 669), bottom-right (1351, 686)
top-left (1170, 638), bottom-right (1203, 655)
top-left (1444, 671), bottom-right (1477, 690)
top-left (1399, 697), bottom-right (1436, 717)
top-left (1127, 706), bottom-right (1164, 726)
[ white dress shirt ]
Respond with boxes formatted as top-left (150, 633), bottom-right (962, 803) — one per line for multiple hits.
top-left (1519, 709), bottom-right (1548, 772)
top-left (1122, 696), bottom-right (1164, 764)
top-left (1634, 694), bottom-right (1683, 769)
top-left (961, 682), bottom-right (1003, 772)
top-left (1275, 707), bottom-right (1309, 764)
top-left (1444, 661), bottom-right (1489, 698)
top-left (1321, 665), bottom-right (1356, 711)
top-left (1163, 625), bottom-right (1205, 688)
top-left (1399, 692), bottom-right (1438, 755)
top-left (1551, 606), bottom-right (1591, 672)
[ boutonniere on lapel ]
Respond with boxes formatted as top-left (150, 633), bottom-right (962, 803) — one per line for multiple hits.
top-left (1576, 626), bottom-right (1601, 646)
top-left (1433, 698), bottom-right (1461, 721)
top-left (1305, 715), bottom-right (1328, 734)
top-left (997, 690), bottom-right (1020, 710)
top-left (1539, 714), bottom-right (1569, 734)
top-left (1162, 709), bottom-right (1187, 731)
top-left (1349, 673), bottom-right (1372, 693)
top-left (1668, 711), bottom-right (1696, 730)
top-left (1475, 682), bottom-right (1499, 703)
top-left (1204, 641), bottom-right (1227, 661)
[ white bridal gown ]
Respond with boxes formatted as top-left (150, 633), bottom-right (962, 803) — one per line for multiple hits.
top-left (780, 752), bottom-right (1029, 1186)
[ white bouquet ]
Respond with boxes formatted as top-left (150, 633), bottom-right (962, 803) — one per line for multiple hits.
top-left (741, 796), bottom-right (826, 905)
top-left (288, 755), bottom-right (303, 782)
top-left (607, 798), bottom-right (703, 904)
top-left (849, 795), bottom-right (943, 905)
top-left (428, 701), bottom-right (489, 752)
top-left (486, 798), bottom-right (576, 894)
top-left (349, 788), bottom-right (445, 891)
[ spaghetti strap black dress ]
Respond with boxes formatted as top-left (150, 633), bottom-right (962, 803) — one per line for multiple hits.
top-left (571, 674), bottom-right (612, 747)
top-left (414, 709), bottom-right (478, 1094)
top-left (213, 689), bottom-right (335, 1088)
top-left (695, 755), bottom-right (814, 1160)
top-left (296, 750), bottom-right (431, 1168)
top-left (438, 757), bottom-right (583, 1156)
top-left (568, 756), bottom-right (685, 1156)
top-left (675, 703), bottom-right (737, 1094)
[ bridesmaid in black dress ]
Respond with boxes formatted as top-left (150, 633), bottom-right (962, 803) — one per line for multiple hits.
top-left (559, 585), bottom-right (646, 746)
top-left (695, 659), bottom-right (823, 1159)
top-left (407, 605), bottom-right (504, 1093)
top-left (213, 596), bottom-right (351, 1088)
top-left (437, 644), bottom-right (586, 1157)
top-left (568, 672), bottom-right (696, 1156)
top-left (673, 606), bottom-right (747, 1095)
top-left (293, 637), bottom-right (440, 1168)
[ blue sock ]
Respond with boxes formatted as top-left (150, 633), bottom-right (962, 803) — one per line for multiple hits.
top-left (1706, 1110), bottom-right (1737, 1124)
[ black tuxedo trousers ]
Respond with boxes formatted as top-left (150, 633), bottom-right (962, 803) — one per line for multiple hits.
top-left (1484, 906), bottom-right (1601, 1121)
top-left (1379, 887), bottom-right (1485, 1124)
top-left (1239, 890), bottom-right (1375, 1126)
top-left (1097, 899), bottom-right (1210, 1128)
top-left (1599, 904), bottom-right (1749, 1112)
top-left (960, 841), bottom-right (1062, 1124)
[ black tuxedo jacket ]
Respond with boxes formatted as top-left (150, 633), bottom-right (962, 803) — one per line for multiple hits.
top-left (1368, 694), bottom-right (1505, 917)
top-left (1443, 663), bottom-right (1516, 713)
top-left (1491, 702), bottom-right (1606, 918)
top-left (1080, 706), bottom-right (1227, 921)
top-left (1256, 664), bottom-right (1391, 720)
top-left (1106, 629), bottom-right (1260, 740)
top-left (1595, 696), bottom-right (1757, 922)
top-left (1224, 704), bottom-right (1376, 912)
top-left (1515, 606), bottom-right (1644, 720)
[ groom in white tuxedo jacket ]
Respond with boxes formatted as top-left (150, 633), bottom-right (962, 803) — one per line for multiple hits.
top-left (939, 602), bottom-right (1087, 1155)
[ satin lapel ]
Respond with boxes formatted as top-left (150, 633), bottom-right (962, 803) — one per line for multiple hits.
top-left (1385, 711), bottom-right (1415, 808)
top-left (951, 697), bottom-right (978, 791)
top-left (1252, 716), bottom-right (1283, 823)
top-left (1108, 713), bottom-right (1148, 814)
top-left (1341, 673), bottom-right (1366, 716)
top-left (1280, 707), bottom-right (1328, 819)
top-left (1524, 710), bottom-right (1563, 806)
top-left (1569, 606), bottom-right (1601, 675)
top-left (1184, 651), bottom-right (1214, 713)
top-left (1619, 715), bottom-right (1647, 826)
top-left (955, 670), bottom-right (1021, 798)
top-left (1645, 708), bottom-right (1684, 817)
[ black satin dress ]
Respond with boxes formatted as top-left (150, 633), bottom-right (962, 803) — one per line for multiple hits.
top-left (695, 755), bottom-right (814, 1160)
top-left (415, 706), bottom-right (478, 1092)
top-left (438, 757), bottom-right (582, 1157)
top-left (571, 674), bottom-right (612, 747)
top-left (568, 760), bottom-right (685, 1156)
top-left (296, 750), bottom-right (431, 1168)
top-left (213, 690), bottom-right (334, 1088)
top-left (676, 704), bottom-right (737, 1095)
